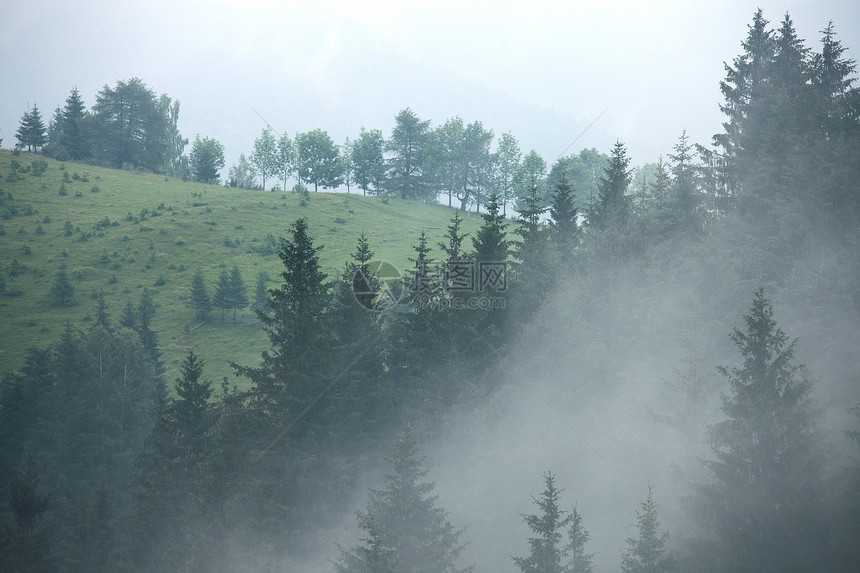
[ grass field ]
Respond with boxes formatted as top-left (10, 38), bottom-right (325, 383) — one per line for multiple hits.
top-left (0, 150), bottom-right (482, 387)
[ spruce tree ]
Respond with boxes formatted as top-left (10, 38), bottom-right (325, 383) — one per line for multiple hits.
top-left (512, 472), bottom-right (572, 573)
top-left (235, 218), bottom-right (331, 414)
top-left (548, 172), bottom-right (578, 268)
top-left (59, 88), bottom-right (89, 160)
top-left (692, 289), bottom-right (826, 572)
top-left (566, 507), bottom-right (594, 573)
top-left (620, 486), bottom-right (675, 573)
top-left (48, 269), bottom-right (75, 306)
top-left (590, 141), bottom-right (632, 231)
top-left (189, 269), bottom-right (212, 321)
top-left (212, 268), bottom-right (230, 323)
top-left (15, 105), bottom-right (47, 152)
top-left (471, 193), bottom-right (510, 265)
top-left (438, 212), bottom-right (469, 264)
top-left (0, 457), bottom-right (55, 572)
top-left (252, 271), bottom-right (270, 312)
top-left (227, 265), bottom-right (249, 323)
top-left (336, 430), bottom-right (471, 573)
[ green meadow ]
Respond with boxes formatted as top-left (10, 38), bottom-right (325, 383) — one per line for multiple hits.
top-left (0, 150), bottom-right (481, 387)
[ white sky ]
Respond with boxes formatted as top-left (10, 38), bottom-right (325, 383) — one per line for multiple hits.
top-left (2, 0), bottom-right (859, 173)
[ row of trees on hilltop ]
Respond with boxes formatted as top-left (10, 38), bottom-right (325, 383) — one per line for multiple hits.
top-left (229, 110), bottom-right (606, 215)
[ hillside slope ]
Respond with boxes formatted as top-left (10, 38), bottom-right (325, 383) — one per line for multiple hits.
top-left (0, 150), bottom-right (481, 385)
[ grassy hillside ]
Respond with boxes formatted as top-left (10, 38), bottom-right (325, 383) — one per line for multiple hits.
top-left (0, 150), bottom-right (481, 387)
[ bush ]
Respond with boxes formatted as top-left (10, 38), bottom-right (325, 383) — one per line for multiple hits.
top-left (30, 159), bottom-right (48, 176)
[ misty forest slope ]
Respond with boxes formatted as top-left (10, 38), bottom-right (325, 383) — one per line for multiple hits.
top-left (0, 150), bottom-right (480, 384)
top-left (2, 8), bottom-right (860, 573)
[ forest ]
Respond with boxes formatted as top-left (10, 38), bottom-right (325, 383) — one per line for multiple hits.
top-left (2, 8), bottom-right (860, 573)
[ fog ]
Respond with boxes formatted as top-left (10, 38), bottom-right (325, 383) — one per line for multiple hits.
top-left (3, 1), bottom-right (859, 571)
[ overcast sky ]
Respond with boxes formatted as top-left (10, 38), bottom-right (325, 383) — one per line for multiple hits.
top-left (3, 0), bottom-right (859, 175)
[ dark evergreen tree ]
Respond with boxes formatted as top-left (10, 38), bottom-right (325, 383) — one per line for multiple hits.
top-left (336, 430), bottom-right (471, 573)
top-left (235, 218), bottom-right (331, 413)
top-left (667, 130), bottom-right (701, 234)
top-left (119, 299), bottom-right (137, 330)
top-left (252, 271), bottom-right (270, 312)
top-left (48, 269), bottom-right (75, 306)
top-left (59, 88), bottom-right (89, 160)
top-left (691, 290), bottom-right (826, 572)
top-left (512, 472), bottom-right (572, 573)
top-left (14, 105), bottom-right (47, 152)
top-left (227, 265), bottom-right (249, 323)
top-left (136, 287), bottom-right (159, 363)
top-left (589, 141), bottom-right (632, 231)
top-left (92, 294), bottom-right (111, 332)
top-left (621, 486), bottom-right (675, 573)
top-left (510, 178), bottom-right (551, 322)
top-left (212, 268), bottom-right (230, 323)
top-left (713, 8), bottom-right (775, 197)
top-left (471, 193), bottom-right (510, 266)
top-left (566, 507), bottom-right (594, 573)
top-left (0, 457), bottom-right (55, 573)
top-left (47, 106), bottom-right (64, 148)
top-left (548, 172), bottom-right (578, 268)
top-left (438, 212), bottom-right (469, 264)
top-left (189, 269), bottom-right (212, 321)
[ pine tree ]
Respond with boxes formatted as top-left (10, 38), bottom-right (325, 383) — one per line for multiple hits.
top-left (137, 287), bottom-right (159, 363)
top-left (0, 457), bottom-right (55, 572)
top-left (87, 296), bottom-right (108, 333)
top-left (668, 130), bottom-right (701, 234)
top-left (212, 268), bottom-right (230, 323)
top-left (512, 472), bottom-right (572, 573)
top-left (548, 172), bottom-right (578, 268)
top-left (227, 265), bottom-right (249, 323)
top-left (172, 351), bottom-right (212, 452)
top-left (119, 299), bottom-right (137, 330)
top-left (589, 141), bottom-right (632, 231)
top-left (471, 193), bottom-right (510, 265)
top-left (713, 9), bottom-right (775, 197)
top-left (252, 271), bottom-right (270, 312)
top-left (692, 289), bottom-right (826, 572)
top-left (48, 269), bottom-right (75, 306)
top-left (438, 212), bottom-right (469, 264)
top-left (566, 507), bottom-right (594, 573)
top-left (189, 269), bottom-right (212, 321)
top-left (336, 430), bottom-right (471, 573)
top-left (620, 485), bottom-right (675, 573)
top-left (60, 88), bottom-right (89, 160)
top-left (15, 105), bottom-right (47, 152)
top-left (235, 218), bottom-right (331, 413)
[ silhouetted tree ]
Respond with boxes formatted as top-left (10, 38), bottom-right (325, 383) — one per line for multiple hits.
top-left (513, 472), bottom-right (572, 573)
top-left (621, 486), bottom-right (675, 573)
top-left (0, 457), bottom-right (55, 572)
top-left (189, 269), bottom-right (212, 320)
top-left (336, 430), bottom-right (471, 573)
top-left (692, 289), bottom-right (826, 572)
top-left (15, 105), bottom-right (47, 152)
